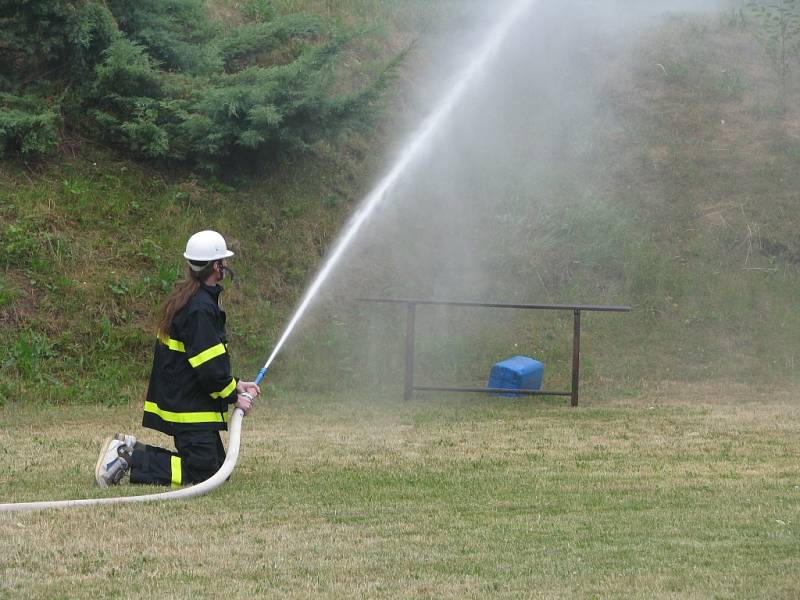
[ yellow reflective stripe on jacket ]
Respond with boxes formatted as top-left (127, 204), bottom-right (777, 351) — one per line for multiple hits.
top-left (210, 378), bottom-right (237, 400)
top-left (158, 335), bottom-right (186, 353)
top-left (143, 401), bottom-right (226, 424)
top-left (170, 455), bottom-right (182, 487)
top-left (188, 343), bottom-right (226, 368)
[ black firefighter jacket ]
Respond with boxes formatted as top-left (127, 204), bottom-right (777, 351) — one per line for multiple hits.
top-left (143, 283), bottom-right (238, 435)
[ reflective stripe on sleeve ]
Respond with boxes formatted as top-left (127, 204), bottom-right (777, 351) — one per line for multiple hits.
top-left (210, 378), bottom-right (237, 400)
top-left (170, 455), bottom-right (182, 487)
top-left (143, 401), bottom-right (226, 424)
top-left (188, 343), bottom-right (226, 368)
top-left (158, 336), bottom-right (186, 353)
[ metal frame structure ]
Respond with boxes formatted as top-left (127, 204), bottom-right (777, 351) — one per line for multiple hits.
top-left (357, 298), bottom-right (630, 406)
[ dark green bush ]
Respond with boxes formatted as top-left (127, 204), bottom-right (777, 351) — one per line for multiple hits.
top-left (0, 0), bottom-right (402, 171)
top-left (0, 0), bottom-right (120, 81)
top-left (107, 0), bottom-right (220, 75)
top-left (0, 94), bottom-right (60, 158)
top-left (216, 14), bottom-right (324, 70)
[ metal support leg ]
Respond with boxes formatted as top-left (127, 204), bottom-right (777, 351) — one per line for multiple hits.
top-left (404, 302), bottom-right (416, 401)
top-left (571, 309), bottom-right (581, 407)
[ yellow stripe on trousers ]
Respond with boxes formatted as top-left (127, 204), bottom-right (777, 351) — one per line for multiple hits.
top-left (171, 455), bottom-right (182, 487)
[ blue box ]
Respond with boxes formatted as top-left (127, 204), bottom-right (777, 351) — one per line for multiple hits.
top-left (487, 356), bottom-right (544, 396)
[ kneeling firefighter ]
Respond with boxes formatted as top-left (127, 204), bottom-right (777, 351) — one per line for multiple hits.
top-left (95, 230), bottom-right (260, 487)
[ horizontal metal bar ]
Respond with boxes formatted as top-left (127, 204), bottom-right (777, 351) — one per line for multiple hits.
top-left (413, 386), bottom-right (573, 397)
top-left (356, 298), bottom-right (630, 312)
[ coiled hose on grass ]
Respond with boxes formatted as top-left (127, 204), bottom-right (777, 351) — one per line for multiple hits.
top-left (0, 408), bottom-right (246, 513)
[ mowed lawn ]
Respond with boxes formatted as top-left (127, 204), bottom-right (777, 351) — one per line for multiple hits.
top-left (1, 384), bottom-right (798, 599)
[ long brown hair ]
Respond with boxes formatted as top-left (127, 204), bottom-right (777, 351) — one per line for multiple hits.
top-left (156, 262), bottom-right (215, 338)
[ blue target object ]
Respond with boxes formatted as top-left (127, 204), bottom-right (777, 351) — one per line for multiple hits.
top-left (487, 355), bottom-right (544, 396)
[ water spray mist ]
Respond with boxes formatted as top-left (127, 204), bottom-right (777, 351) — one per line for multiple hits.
top-left (256, 0), bottom-right (538, 385)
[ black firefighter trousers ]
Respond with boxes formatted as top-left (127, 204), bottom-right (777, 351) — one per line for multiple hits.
top-left (129, 429), bottom-right (226, 486)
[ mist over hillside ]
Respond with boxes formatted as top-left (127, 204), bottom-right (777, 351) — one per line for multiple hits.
top-left (274, 0), bottom-right (800, 395)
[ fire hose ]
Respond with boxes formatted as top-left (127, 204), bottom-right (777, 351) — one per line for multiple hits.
top-left (0, 387), bottom-right (260, 513)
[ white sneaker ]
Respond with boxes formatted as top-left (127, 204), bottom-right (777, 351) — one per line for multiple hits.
top-left (113, 432), bottom-right (137, 451)
top-left (95, 437), bottom-right (131, 487)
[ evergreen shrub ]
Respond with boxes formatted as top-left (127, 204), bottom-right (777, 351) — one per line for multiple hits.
top-left (0, 0), bottom-right (401, 170)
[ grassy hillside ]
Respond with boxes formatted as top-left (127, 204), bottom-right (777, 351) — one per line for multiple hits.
top-left (590, 10), bottom-right (800, 386)
top-left (0, 0), bottom-right (431, 404)
top-left (1, 2), bottom-right (799, 406)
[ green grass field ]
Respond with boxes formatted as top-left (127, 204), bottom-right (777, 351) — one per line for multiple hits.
top-left (2, 385), bottom-right (798, 599)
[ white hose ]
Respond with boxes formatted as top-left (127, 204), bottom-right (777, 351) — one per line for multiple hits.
top-left (0, 408), bottom-right (245, 513)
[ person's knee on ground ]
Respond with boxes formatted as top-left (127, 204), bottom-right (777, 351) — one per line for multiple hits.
top-left (128, 441), bottom-right (179, 486)
top-left (174, 429), bottom-right (226, 485)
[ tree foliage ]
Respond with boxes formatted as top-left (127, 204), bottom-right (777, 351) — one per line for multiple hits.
top-left (0, 0), bottom-right (401, 170)
top-left (0, 94), bottom-right (60, 158)
top-left (745, 0), bottom-right (800, 105)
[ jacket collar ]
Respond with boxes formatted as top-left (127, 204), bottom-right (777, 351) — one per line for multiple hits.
top-left (199, 282), bottom-right (223, 303)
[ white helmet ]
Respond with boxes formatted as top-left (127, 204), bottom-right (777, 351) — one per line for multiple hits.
top-left (183, 230), bottom-right (234, 271)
